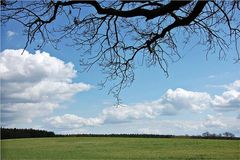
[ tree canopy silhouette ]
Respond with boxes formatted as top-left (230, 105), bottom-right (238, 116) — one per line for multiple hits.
top-left (1, 0), bottom-right (240, 99)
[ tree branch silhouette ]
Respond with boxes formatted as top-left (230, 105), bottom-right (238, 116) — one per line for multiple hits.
top-left (1, 0), bottom-right (239, 101)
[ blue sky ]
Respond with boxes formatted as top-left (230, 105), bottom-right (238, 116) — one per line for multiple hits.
top-left (1, 9), bottom-right (240, 136)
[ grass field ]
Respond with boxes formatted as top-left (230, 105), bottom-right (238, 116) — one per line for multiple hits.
top-left (1, 137), bottom-right (240, 160)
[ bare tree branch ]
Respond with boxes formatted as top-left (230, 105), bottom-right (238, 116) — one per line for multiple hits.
top-left (1, 0), bottom-right (239, 102)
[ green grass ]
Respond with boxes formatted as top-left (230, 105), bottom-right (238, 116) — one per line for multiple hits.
top-left (1, 137), bottom-right (240, 160)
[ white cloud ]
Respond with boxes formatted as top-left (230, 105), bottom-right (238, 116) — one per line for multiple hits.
top-left (138, 128), bottom-right (163, 135)
top-left (225, 80), bottom-right (240, 91)
top-left (100, 88), bottom-right (211, 124)
top-left (161, 88), bottom-right (211, 112)
top-left (46, 114), bottom-right (103, 129)
top-left (2, 102), bottom-right (59, 124)
top-left (137, 114), bottom-right (239, 135)
top-left (0, 49), bottom-right (91, 126)
top-left (203, 115), bottom-right (226, 128)
top-left (45, 88), bottom-right (213, 129)
top-left (57, 128), bottom-right (89, 135)
top-left (2, 52), bottom-right (238, 136)
top-left (45, 80), bottom-right (240, 133)
top-left (211, 80), bottom-right (240, 110)
top-left (7, 30), bottom-right (16, 38)
top-left (101, 104), bottom-right (158, 123)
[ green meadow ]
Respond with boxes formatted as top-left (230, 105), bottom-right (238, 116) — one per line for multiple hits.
top-left (1, 137), bottom-right (239, 160)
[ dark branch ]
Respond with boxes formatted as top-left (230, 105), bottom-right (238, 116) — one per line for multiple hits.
top-left (1, 0), bottom-right (239, 101)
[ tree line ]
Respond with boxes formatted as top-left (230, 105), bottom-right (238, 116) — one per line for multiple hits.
top-left (58, 133), bottom-right (239, 140)
top-left (1, 128), bottom-right (55, 139)
top-left (199, 131), bottom-right (236, 139)
top-left (58, 134), bottom-right (175, 139)
top-left (1, 127), bottom-right (239, 140)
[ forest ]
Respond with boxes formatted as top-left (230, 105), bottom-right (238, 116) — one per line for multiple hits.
top-left (1, 128), bottom-right (55, 139)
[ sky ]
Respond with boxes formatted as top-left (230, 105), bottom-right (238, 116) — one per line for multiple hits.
top-left (1, 5), bottom-right (240, 136)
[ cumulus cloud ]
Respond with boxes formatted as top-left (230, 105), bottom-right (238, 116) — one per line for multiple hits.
top-left (2, 51), bottom-right (238, 134)
top-left (203, 115), bottom-right (226, 128)
top-left (160, 88), bottom-right (211, 112)
top-left (45, 88), bottom-right (213, 129)
top-left (49, 113), bottom-right (238, 135)
top-left (138, 113), bottom-right (239, 135)
top-left (101, 104), bottom-right (158, 123)
top-left (195, 114), bottom-right (239, 132)
top-left (0, 49), bottom-right (91, 126)
top-left (46, 80), bottom-right (240, 132)
top-left (211, 80), bottom-right (240, 110)
top-left (46, 114), bottom-right (103, 129)
top-left (100, 88), bottom-right (211, 124)
top-left (2, 103), bottom-right (59, 124)
top-left (225, 80), bottom-right (240, 91)
top-left (7, 30), bottom-right (16, 38)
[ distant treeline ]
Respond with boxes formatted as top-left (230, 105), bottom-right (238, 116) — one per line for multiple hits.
top-left (57, 134), bottom-right (175, 138)
top-left (1, 128), bottom-right (239, 140)
top-left (57, 133), bottom-right (239, 140)
top-left (1, 128), bottom-right (55, 139)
